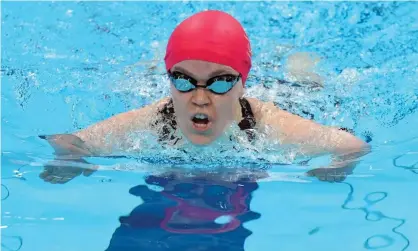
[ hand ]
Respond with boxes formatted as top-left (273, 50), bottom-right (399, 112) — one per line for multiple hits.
top-left (39, 158), bottom-right (97, 184)
top-left (39, 134), bottom-right (93, 157)
top-left (306, 165), bottom-right (354, 183)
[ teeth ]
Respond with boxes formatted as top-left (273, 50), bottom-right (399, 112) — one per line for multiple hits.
top-left (194, 114), bottom-right (208, 119)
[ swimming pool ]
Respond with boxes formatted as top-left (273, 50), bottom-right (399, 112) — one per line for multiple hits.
top-left (2, 1), bottom-right (418, 250)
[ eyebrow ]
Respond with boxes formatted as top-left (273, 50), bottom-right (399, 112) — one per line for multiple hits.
top-left (171, 67), bottom-right (196, 78)
top-left (172, 66), bottom-right (235, 79)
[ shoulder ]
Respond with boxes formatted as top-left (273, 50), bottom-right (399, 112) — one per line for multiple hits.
top-left (243, 97), bottom-right (265, 119)
top-left (130, 97), bottom-right (171, 117)
top-left (98, 97), bottom-right (172, 129)
top-left (245, 97), bottom-right (317, 138)
top-left (244, 97), bottom-right (293, 125)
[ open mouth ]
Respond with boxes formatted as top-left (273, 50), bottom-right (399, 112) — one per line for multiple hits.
top-left (191, 113), bottom-right (212, 131)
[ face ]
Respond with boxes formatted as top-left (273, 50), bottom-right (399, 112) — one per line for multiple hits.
top-left (169, 60), bottom-right (244, 146)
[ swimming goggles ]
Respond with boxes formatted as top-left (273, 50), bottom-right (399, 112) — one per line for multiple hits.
top-left (168, 71), bottom-right (241, 94)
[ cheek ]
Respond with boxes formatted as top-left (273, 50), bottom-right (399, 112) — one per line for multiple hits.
top-left (213, 96), bottom-right (235, 117)
top-left (171, 89), bottom-right (191, 116)
top-left (213, 86), bottom-right (243, 120)
top-left (170, 84), bottom-right (180, 100)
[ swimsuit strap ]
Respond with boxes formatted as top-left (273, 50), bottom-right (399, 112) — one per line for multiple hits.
top-left (237, 97), bottom-right (256, 141)
top-left (238, 98), bottom-right (256, 130)
top-left (155, 98), bottom-right (257, 142)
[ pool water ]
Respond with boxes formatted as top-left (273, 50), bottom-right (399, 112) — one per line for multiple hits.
top-left (2, 2), bottom-right (418, 251)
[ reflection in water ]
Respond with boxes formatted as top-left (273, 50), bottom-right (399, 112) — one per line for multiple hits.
top-left (1, 236), bottom-right (23, 251)
top-left (2, 179), bottom-right (24, 251)
top-left (106, 171), bottom-right (262, 251)
top-left (341, 183), bottom-right (410, 251)
top-left (2, 184), bottom-right (10, 201)
top-left (393, 153), bottom-right (418, 175)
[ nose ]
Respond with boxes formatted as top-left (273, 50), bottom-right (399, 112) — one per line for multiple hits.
top-left (191, 85), bottom-right (211, 107)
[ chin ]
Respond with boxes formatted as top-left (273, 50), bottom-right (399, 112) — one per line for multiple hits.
top-left (186, 133), bottom-right (217, 146)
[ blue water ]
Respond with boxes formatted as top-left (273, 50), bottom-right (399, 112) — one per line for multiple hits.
top-left (2, 2), bottom-right (418, 251)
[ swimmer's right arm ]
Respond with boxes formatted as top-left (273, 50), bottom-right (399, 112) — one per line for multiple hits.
top-left (41, 97), bottom-right (170, 157)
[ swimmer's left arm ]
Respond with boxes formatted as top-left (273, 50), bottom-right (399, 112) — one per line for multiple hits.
top-left (282, 116), bottom-right (370, 160)
top-left (256, 101), bottom-right (370, 180)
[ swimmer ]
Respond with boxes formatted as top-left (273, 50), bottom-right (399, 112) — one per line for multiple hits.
top-left (40, 10), bottom-right (370, 183)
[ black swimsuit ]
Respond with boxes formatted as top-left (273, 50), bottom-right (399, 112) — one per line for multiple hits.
top-left (153, 98), bottom-right (257, 144)
top-left (152, 98), bottom-right (365, 146)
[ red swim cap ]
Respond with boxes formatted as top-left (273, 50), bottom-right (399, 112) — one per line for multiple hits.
top-left (164, 10), bottom-right (252, 84)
